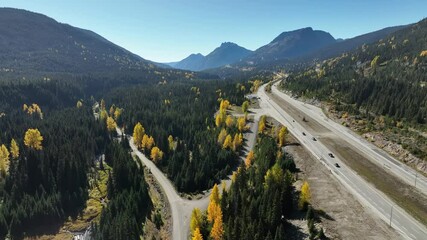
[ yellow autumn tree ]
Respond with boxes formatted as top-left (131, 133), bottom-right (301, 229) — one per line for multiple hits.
top-left (225, 115), bottom-right (234, 128)
top-left (207, 200), bottom-right (221, 223)
top-left (114, 108), bottom-right (122, 121)
top-left (133, 122), bottom-right (145, 148)
top-left (150, 147), bottom-right (163, 163)
top-left (242, 100), bottom-right (249, 113)
top-left (24, 128), bottom-right (43, 150)
top-left (106, 117), bottom-right (117, 132)
top-left (210, 184), bottom-right (220, 204)
top-left (23, 104), bottom-right (28, 112)
top-left (237, 117), bottom-right (246, 132)
top-left (210, 209), bottom-right (224, 240)
top-left (220, 99), bottom-right (230, 111)
top-left (0, 144), bottom-right (10, 175)
top-left (190, 208), bottom-right (203, 233)
top-left (141, 134), bottom-right (149, 150)
top-left (10, 139), bottom-right (19, 159)
top-left (192, 227), bottom-right (203, 240)
top-left (100, 109), bottom-right (108, 121)
top-left (167, 135), bottom-right (174, 151)
top-left (223, 134), bottom-right (233, 149)
top-left (76, 100), bottom-right (83, 108)
top-left (278, 126), bottom-right (287, 147)
top-left (147, 136), bottom-right (155, 151)
top-left (215, 114), bottom-right (223, 127)
top-left (232, 133), bottom-right (243, 151)
top-left (264, 163), bottom-right (284, 189)
top-left (299, 181), bottom-right (311, 210)
top-left (258, 115), bottom-right (266, 133)
top-left (217, 128), bottom-right (227, 145)
top-left (245, 150), bottom-right (254, 169)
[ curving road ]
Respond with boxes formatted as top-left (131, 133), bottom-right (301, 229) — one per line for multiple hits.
top-left (116, 109), bottom-right (260, 240)
top-left (257, 83), bottom-right (427, 239)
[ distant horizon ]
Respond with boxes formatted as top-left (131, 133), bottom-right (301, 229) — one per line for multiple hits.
top-left (1, 1), bottom-right (426, 62)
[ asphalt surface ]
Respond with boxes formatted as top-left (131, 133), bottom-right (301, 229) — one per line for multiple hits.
top-left (258, 83), bottom-right (427, 239)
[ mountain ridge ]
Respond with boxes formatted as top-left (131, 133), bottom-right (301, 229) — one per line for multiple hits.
top-left (167, 42), bottom-right (252, 71)
top-left (0, 7), bottom-right (156, 75)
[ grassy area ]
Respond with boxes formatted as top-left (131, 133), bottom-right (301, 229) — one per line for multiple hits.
top-left (64, 162), bottom-right (111, 232)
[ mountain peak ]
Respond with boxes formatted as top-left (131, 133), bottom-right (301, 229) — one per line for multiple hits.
top-left (219, 42), bottom-right (238, 47)
top-left (168, 42), bottom-right (252, 71)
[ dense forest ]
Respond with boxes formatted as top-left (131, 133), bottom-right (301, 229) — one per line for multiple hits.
top-left (0, 95), bottom-right (109, 238)
top-left (282, 18), bottom-right (427, 124)
top-left (189, 134), bottom-right (324, 240)
top-left (105, 80), bottom-right (249, 192)
top-left (220, 134), bottom-right (297, 239)
top-left (91, 141), bottom-right (152, 240)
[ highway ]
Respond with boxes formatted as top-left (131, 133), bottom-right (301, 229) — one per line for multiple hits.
top-left (257, 83), bottom-right (427, 239)
top-left (270, 82), bottom-right (427, 193)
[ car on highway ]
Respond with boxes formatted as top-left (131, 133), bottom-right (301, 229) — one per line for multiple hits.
top-left (328, 153), bottom-right (334, 158)
top-left (312, 137), bottom-right (317, 141)
top-left (335, 163), bottom-right (340, 168)
top-left (302, 132), bottom-right (306, 136)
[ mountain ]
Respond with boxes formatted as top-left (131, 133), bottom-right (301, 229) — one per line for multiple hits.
top-left (208, 25), bottom-right (407, 78)
top-left (0, 8), bottom-right (156, 75)
top-left (168, 42), bottom-right (252, 71)
top-left (300, 25), bottom-right (407, 61)
top-left (244, 27), bottom-right (336, 64)
top-left (169, 53), bottom-right (205, 70)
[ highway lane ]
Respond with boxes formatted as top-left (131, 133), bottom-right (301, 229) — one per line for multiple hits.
top-left (270, 82), bottom-right (427, 193)
top-left (257, 84), bottom-right (427, 239)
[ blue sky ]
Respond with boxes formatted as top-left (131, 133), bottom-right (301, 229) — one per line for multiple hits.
top-left (1, 0), bottom-right (426, 62)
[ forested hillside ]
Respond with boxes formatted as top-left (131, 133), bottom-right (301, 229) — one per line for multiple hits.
top-left (105, 80), bottom-right (249, 192)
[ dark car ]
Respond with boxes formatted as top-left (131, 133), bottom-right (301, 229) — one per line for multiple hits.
top-left (335, 163), bottom-right (340, 168)
top-left (312, 137), bottom-right (317, 141)
top-left (302, 132), bottom-right (306, 136)
top-left (328, 153), bottom-right (334, 158)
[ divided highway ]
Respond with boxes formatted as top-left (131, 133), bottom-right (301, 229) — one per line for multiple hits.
top-left (270, 82), bottom-right (427, 193)
top-left (258, 83), bottom-right (427, 239)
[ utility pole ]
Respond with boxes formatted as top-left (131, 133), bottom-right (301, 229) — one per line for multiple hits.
top-left (389, 205), bottom-right (394, 227)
